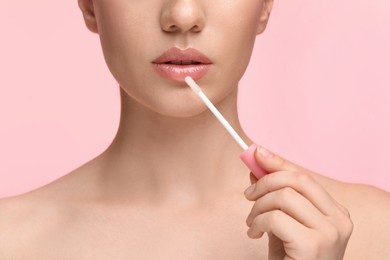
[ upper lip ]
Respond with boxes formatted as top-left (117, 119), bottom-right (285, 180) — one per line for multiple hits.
top-left (152, 47), bottom-right (212, 65)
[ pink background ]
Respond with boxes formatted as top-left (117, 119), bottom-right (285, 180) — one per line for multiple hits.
top-left (0, 1), bottom-right (389, 197)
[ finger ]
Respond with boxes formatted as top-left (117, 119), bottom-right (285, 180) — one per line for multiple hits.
top-left (336, 202), bottom-right (351, 218)
top-left (254, 145), bottom-right (306, 173)
top-left (245, 170), bottom-right (342, 217)
top-left (246, 187), bottom-right (327, 229)
top-left (247, 210), bottom-right (308, 242)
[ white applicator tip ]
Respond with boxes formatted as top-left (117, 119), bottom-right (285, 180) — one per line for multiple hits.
top-left (185, 76), bottom-right (201, 94)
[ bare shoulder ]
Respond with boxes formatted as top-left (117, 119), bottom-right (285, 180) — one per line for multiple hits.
top-left (0, 190), bottom-right (69, 258)
top-left (0, 193), bottom-right (41, 238)
top-left (0, 194), bottom-right (42, 257)
top-left (0, 167), bottom-right (93, 258)
top-left (314, 174), bottom-right (390, 259)
top-left (344, 184), bottom-right (390, 259)
top-left (346, 184), bottom-right (390, 253)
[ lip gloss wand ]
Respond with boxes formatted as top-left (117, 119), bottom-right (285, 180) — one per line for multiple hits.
top-left (184, 76), bottom-right (267, 179)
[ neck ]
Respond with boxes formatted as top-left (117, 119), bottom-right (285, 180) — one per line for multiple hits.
top-left (96, 87), bottom-right (253, 206)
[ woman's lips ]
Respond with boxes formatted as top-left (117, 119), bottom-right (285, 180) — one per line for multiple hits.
top-left (152, 63), bottom-right (211, 82)
top-left (152, 47), bottom-right (212, 82)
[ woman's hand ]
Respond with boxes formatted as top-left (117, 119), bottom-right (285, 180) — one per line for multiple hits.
top-left (244, 146), bottom-right (353, 260)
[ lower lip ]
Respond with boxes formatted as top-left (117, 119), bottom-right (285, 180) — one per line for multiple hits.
top-left (152, 64), bottom-right (212, 82)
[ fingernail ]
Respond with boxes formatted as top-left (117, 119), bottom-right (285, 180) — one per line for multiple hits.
top-left (244, 184), bottom-right (255, 196)
top-left (257, 146), bottom-right (273, 158)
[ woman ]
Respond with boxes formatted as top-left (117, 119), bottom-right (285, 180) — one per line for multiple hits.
top-left (1, 0), bottom-right (389, 259)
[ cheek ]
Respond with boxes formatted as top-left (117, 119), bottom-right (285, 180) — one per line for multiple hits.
top-left (94, 1), bottom-right (157, 88)
top-left (213, 1), bottom-right (262, 70)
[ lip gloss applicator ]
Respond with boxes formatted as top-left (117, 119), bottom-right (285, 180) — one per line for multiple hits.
top-left (184, 76), bottom-right (267, 179)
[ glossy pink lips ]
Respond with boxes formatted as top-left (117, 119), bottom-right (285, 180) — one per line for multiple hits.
top-left (152, 47), bottom-right (212, 82)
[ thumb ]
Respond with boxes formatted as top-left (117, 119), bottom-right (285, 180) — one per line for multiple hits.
top-left (254, 145), bottom-right (301, 173)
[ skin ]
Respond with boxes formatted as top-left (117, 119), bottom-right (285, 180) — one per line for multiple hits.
top-left (1, 0), bottom-right (390, 259)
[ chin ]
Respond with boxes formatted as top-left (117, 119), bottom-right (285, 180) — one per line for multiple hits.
top-left (119, 77), bottom-right (233, 118)
top-left (147, 99), bottom-right (210, 118)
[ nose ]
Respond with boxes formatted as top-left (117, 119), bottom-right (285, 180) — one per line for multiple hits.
top-left (160, 0), bottom-right (206, 33)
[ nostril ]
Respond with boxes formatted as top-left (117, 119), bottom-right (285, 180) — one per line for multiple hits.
top-left (164, 25), bottom-right (201, 34)
top-left (168, 25), bottom-right (179, 32)
top-left (191, 25), bottom-right (202, 33)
